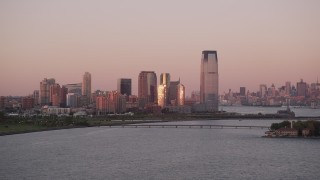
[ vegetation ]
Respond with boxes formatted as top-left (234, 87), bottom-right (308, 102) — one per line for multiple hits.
top-left (270, 120), bottom-right (320, 136)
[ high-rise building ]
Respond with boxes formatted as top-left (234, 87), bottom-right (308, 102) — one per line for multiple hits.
top-left (297, 79), bottom-right (307, 97)
top-left (117, 78), bottom-right (132, 96)
top-left (40, 78), bottom-right (55, 106)
top-left (259, 84), bottom-right (267, 98)
top-left (177, 83), bottom-right (185, 106)
top-left (60, 86), bottom-right (68, 107)
top-left (50, 83), bottom-right (61, 106)
top-left (64, 83), bottom-right (82, 94)
top-left (33, 90), bottom-right (39, 105)
top-left (138, 71), bottom-right (157, 107)
top-left (200, 50), bottom-right (219, 111)
top-left (66, 93), bottom-right (79, 108)
top-left (82, 72), bottom-right (91, 102)
top-left (240, 87), bottom-right (246, 96)
top-left (169, 80), bottom-right (180, 105)
top-left (285, 82), bottom-right (291, 96)
top-left (158, 73), bottom-right (170, 108)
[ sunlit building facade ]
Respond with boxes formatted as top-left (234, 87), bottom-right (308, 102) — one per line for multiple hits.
top-left (200, 50), bottom-right (219, 111)
top-left (158, 73), bottom-right (170, 108)
top-left (138, 71), bottom-right (157, 107)
top-left (177, 83), bottom-right (185, 106)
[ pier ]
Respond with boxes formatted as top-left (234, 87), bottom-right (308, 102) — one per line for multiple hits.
top-left (105, 124), bottom-right (270, 129)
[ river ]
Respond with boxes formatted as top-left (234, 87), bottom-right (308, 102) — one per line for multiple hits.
top-left (0, 107), bottom-right (320, 179)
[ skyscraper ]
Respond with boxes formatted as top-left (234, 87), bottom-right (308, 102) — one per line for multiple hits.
top-left (50, 83), bottom-right (61, 106)
top-left (40, 78), bottom-right (55, 106)
top-left (82, 72), bottom-right (91, 102)
top-left (158, 73), bottom-right (170, 108)
top-left (200, 50), bottom-right (219, 111)
top-left (117, 78), bottom-right (132, 96)
top-left (177, 83), bottom-right (185, 106)
top-left (240, 87), bottom-right (246, 96)
top-left (297, 79), bottom-right (307, 97)
top-left (138, 71), bottom-right (157, 106)
top-left (285, 81), bottom-right (291, 96)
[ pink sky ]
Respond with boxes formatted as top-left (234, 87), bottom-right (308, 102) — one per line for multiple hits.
top-left (1, 0), bottom-right (320, 96)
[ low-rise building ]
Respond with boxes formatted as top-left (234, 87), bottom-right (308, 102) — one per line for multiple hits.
top-left (275, 128), bottom-right (298, 137)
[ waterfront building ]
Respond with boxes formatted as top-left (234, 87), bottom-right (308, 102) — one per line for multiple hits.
top-left (117, 78), bottom-right (132, 96)
top-left (177, 83), bottom-right (185, 106)
top-left (96, 91), bottom-right (126, 114)
top-left (297, 79), bottom-right (307, 97)
top-left (138, 71), bottom-right (157, 107)
top-left (43, 106), bottom-right (70, 115)
top-left (40, 78), bottom-right (55, 106)
top-left (200, 50), bottom-right (219, 111)
top-left (158, 73), bottom-right (170, 108)
top-left (158, 84), bottom-right (167, 108)
top-left (82, 72), bottom-right (92, 103)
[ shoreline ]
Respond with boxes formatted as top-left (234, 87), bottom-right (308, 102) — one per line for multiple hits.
top-left (1, 116), bottom-right (320, 136)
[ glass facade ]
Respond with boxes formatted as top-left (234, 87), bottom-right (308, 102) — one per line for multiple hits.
top-left (200, 51), bottom-right (219, 111)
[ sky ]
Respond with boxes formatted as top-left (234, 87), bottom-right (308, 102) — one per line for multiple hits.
top-left (1, 0), bottom-right (320, 96)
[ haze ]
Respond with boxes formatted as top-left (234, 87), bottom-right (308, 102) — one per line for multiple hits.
top-left (1, 0), bottom-right (319, 96)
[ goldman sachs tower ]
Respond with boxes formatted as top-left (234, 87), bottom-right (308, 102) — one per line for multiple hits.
top-left (200, 50), bottom-right (219, 111)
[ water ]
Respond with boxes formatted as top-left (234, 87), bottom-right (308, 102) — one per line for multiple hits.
top-left (221, 105), bottom-right (320, 117)
top-left (1, 106), bottom-right (320, 179)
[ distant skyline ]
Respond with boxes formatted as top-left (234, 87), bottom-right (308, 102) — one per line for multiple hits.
top-left (1, 0), bottom-right (320, 96)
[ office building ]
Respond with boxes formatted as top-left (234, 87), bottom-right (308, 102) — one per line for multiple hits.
top-left (82, 72), bottom-right (91, 104)
top-left (63, 83), bottom-right (82, 95)
top-left (117, 78), bottom-right (132, 96)
top-left (297, 79), bottom-right (307, 97)
top-left (40, 78), bottom-right (55, 106)
top-left (259, 84), bottom-right (267, 98)
top-left (200, 50), bottom-right (219, 111)
top-left (240, 87), bottom-right (246, 96)
top-left (138, 71), bottom-right (157, 107)
top-left (158, 73), bottom-right (170, 108)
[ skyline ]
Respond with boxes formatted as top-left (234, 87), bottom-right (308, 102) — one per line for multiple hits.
top-left (1, 0), bottom-right (320, 96)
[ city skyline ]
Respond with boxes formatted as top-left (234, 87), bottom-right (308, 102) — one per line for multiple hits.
top-left (1, 0), bottom-right (320, 96)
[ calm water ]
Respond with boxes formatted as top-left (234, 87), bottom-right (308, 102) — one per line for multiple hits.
top-left (222, 105), bottom-right (320, 117)
top-left (1, 107), bottom-right (320, 179)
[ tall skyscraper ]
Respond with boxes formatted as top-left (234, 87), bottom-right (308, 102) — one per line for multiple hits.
top-left (177, 82), bottom-right (185, 106)
top-left (158, 73), bottom-right (170, 108)
top-left (200, 50), bottom-right (219, 111)
top-left (138, 71), bottom-right (157, 106)
top-left (82, 72), bottom-right (91, 102)
top-left (40, 78), bottom-right (55, 106)
top-left (117, 78), bottom-right (132, 96)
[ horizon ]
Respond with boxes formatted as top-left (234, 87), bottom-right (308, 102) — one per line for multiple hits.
top-left (1, 0), bottom-right (320, 96)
